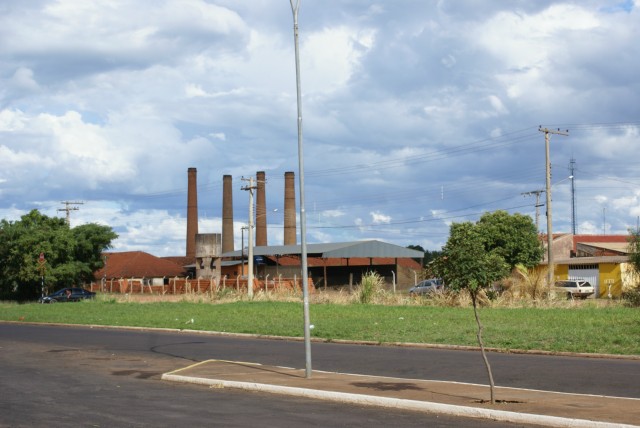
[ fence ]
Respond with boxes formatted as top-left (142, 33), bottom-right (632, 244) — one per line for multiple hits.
top-left (89, 276), bottom-right (313, 295)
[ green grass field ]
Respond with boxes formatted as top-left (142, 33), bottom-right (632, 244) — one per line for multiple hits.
top-left (2, 298), bottom-right (639, 356)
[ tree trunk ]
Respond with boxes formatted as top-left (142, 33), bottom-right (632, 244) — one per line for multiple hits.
top-left (471, 290), bottom-right (495, 404)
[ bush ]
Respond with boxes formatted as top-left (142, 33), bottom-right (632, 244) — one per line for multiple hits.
top-left (358, 271), bottom-right (386, 304)
top-left (622, 288), bottom-right (640, 307)
top-left (511, 264), bottom-right (548, 299)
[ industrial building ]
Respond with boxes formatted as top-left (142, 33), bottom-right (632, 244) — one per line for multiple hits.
top-left (185, 168), bottom-right (423, 290)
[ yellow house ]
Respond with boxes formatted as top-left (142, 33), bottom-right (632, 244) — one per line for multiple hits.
top-left (551, 256), bottom-right (630, 298)
top-left (541, 234), bottom-right (636, 298)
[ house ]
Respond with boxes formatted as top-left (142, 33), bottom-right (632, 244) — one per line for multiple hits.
top-left (94, 251), bottom-right (188, 287)
top-left (541, 234), bottom-right (635, 298)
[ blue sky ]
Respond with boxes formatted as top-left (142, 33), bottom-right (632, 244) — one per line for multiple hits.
top-left (1, 0), bottom-right (639, 256)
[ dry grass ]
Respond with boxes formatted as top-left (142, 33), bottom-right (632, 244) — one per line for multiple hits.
top-left (104, 283), bottom-right (625, 309)
top-left (98, 267), bottom-right (628, 308)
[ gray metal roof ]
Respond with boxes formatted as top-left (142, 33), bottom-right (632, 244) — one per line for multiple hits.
top-left (221, 240), bottom-right (424, 259)
top-left (577, 242), bottom-right (630, 254)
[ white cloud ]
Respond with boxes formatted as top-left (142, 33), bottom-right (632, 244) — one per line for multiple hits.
top-left (11, 67), bottom-right (39, 91)
top-left (323, 209), bottom-right (346, 218)
top-left (595, 195), bottom-right (608, 204)
top-left (487, 95), bottom-right (508, 115)
top-left (302, 25), bottom-right (376, 93)
top-left (0, 1), bottom-right (638, 255)
top-left (370, 211), bottom-right (391, 224)
top-left (473, 4), bottom-right (602, 102)
top-left (475, 4), bottom-right (600, 70)
top-left (0, 109), bottom-right (27, 131)
top-left (185, 84), bottom-right (208, 98)
top-left (592, 126), bottom-right (640, 157)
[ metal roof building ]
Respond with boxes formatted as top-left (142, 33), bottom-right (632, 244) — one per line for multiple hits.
top-left (220, 240), bottom-right (424, 289)
top-left (222, 240), bottom-right (424, 259)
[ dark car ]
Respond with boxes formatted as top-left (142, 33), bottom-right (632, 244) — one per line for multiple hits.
top-left (39, 287), bottom-right (96, 303)
top-left (409, 279), bottom-right (444, 295)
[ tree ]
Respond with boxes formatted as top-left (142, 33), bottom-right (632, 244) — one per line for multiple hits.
top-left (0, 210), bottom-right (117, 300)
top-left (476, 211), bottom-right (542, 269)
top-left (407, 244), bottom-right (442, 268)
top-left (628, 228), bottom-right (640, 283)
top-left (431, 221), bottom-right (510, 404)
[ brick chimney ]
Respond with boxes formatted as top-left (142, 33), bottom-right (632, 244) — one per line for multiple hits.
top-left (284, 171), bottom-right (296, 245)
top-left (222, 174), bottom-right (234, 254)
top-left (186, 167), bottom-right (198, 259)
top-left (256, 171), bottom-right (267, 247)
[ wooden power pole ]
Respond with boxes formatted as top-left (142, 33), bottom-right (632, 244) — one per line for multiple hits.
top-left (58, 201), bottom-right (84, 226)
top-left (539, 127), bottom-right (568, 287)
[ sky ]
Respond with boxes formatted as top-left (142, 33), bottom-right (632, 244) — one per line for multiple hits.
top-left (1, 0), bottom-right (639, 256)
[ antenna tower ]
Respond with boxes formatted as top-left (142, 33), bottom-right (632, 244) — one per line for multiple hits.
top-left (570, 158), bottom-right (577, 235)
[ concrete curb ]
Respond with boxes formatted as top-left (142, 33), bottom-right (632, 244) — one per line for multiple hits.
top-left (161, 372), bottom-right (637, 428)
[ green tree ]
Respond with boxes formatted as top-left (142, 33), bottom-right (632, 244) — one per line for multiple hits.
top-left (407, 244), bottom-right (442, 268)
top-left (476, 210), bottom-right (542, 269)
top-left (431, 221), bottom-right (510, 404)
top-left (0, 210), bottom-right (117, 300)
top-left (629, 228), bottom-right (640, 278)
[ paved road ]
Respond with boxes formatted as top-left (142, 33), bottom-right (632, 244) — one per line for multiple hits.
top-left (2, 323), bottom-right (638, 427)
top-left (8, 322), bottom-right (634, 397)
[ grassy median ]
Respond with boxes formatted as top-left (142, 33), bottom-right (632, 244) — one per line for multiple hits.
top-left (1, 294), bottom-right (638, 356)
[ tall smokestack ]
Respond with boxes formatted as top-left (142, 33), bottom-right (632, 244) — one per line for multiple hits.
top-left (186, 167), bottom-right (198, 259)
top-left (222, 174), bottom-right (234, 253)
top-left (256, 171), bottom-right (267, 247)
top-left (284, 171), bottom-right (296, 245)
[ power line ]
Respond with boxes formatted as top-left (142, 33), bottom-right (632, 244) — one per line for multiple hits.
top-left (98, 122), bottom-right (638, 203)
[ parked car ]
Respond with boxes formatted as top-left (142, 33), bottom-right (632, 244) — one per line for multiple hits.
top-left (39, 287), bottom-right (96, 303)
top-left (409, 279), bottom-right (444, 295)
top-left (554, 280), bottom-right (595, 299)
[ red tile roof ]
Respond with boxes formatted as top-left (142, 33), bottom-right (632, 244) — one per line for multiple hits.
top-left (572, 234), bottom-right (628, 251)
top-left (95, 251), bottom-right (187, 279)
top-left (162, 256), bottom-right (195, 266)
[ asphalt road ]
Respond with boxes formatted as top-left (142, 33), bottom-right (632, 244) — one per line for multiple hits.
top-left (2, 323), bottom-right (638, 427)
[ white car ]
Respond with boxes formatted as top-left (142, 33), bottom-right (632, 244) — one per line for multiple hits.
top-left (554, 280), bottom-right (595, 299)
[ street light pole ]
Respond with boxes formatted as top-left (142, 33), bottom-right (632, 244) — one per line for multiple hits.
top-left (289, 0), bottom-right (312, 379)
top-left (38, 252), bottom-right (46, 301)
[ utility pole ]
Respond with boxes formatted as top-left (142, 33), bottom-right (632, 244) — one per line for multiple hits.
top-left (241, 226), bottom-right (248, 278)
top-left (241, 177), bottom-right (257, 299)
top-left (58, 201), bottom-right (84, 226)
top-left (539, 126), bottom-right (569, 287)
top-left (570, 158), bottom-right (577, 235)
top-left (521, 189), bottom-right (545, 232)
